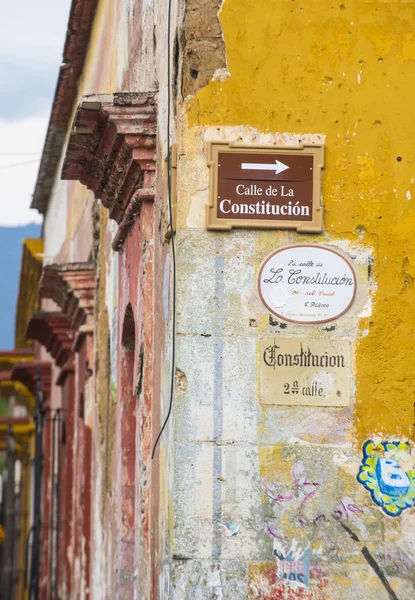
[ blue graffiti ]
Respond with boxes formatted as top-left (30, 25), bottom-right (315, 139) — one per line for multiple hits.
top-left (357, 440), bottom-right (415, 517)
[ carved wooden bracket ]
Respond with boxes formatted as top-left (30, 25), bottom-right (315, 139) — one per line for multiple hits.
top-left (61, 92), bottom-right (157, 250)
top-left (26, 312), bottom-right (74, 368)
top-left (11, 361), bottom-right (52, 400)
top-left (56, 363), bottom-right (75, 388)
top-left (40, 263), bottom-right (94, 331)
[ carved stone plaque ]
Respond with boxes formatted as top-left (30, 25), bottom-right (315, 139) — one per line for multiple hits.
top-left (259, 337), bottom-right (351, 407)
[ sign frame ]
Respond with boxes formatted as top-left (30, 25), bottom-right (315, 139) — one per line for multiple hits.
top-left (206, 142), bottom-right (324, 232)
top-left (258, 244), bottom-right (357, 325)
top-left (259, 336), bottom-right (351, 407)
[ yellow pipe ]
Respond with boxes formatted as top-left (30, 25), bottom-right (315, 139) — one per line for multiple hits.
top-left (0, 423), bottom-right (35, 436)
top-left (0, 353), bottom-right (34, 364)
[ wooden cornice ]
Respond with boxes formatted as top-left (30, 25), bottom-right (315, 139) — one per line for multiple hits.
top-left (56, 363), bottom-right (75, 388)
top-left (39, 262), bottom-right (94, 331)
top-left (26, 312), bottom-right (74, 368)
top-left (11, 361), bottom-right (52, 400)
top-left (61, 92), bottom-right (157, 251)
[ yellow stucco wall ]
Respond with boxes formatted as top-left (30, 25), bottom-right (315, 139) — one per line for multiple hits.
top-left (187, 0), bottom-right (415, 444)
top-left (15, 238), bottom-right (43, 349)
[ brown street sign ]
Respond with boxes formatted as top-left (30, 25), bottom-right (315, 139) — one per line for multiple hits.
top-left (206, 142), bottom-right (324, 232)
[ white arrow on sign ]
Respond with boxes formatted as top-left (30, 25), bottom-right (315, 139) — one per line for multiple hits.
top-left (241, 160), bottom-right (290, 175)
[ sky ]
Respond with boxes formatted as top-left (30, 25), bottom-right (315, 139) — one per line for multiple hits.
top-left (0, 1), bottom-right (72, 226)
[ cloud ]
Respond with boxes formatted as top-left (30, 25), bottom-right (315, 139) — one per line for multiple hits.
top-left (0, 115), bottom-right (48, 226)
top-left (0, 1), bottom-right (72, 121)
top-left (0, 1), bottom-right (73, 226)
top-left (0, 55), bottom-right (57, 120)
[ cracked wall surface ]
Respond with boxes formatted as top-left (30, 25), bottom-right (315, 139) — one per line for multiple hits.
top-left (40, 0), bottom-right (415, 598)
top-left (185, 0), bottom-right (415, 442)
top-left (181, 0), bottom-right (227, 98)
top-left (175, 1), bottom-right (415, 598)
top-left (41, 1), bottom-right (177, 597)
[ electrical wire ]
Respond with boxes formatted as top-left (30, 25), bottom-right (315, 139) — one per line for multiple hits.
top-left (0, 159), bottom-right (40, 170)
top-left (151, 0), bottom-right (176, 459)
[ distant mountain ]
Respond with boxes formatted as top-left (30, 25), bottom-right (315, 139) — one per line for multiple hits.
top-left (0, 224), bottom-right (41, 349)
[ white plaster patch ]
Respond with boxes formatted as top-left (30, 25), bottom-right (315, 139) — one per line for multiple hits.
top-left (358, 296), bottom-right (373, 318)
top-left (221, 337), bottom-right (257, 442)
top-left (213, 68), bottom-right (230, 81)
top-left (116, 2), bottom-right (129, 86)
top-left (207, 567), bottom-right (222, 588)
top-left (43, 166), bottom-right (67, 262)
top-left (332, 451), bottom-right (350, 466)
top-left (219, 523), bottom-right (240, 536)
top-left (186, 188), bottom-right (209, 227)
top-left (311, 370), bottom-right (335, 393)
top-left (206, 569), bottom-right (223, 600)
top-left (268, 285), bottom-right (290, 308)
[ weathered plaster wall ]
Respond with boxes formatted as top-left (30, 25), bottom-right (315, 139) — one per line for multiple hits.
top-left (43, 162), bottom-right (69, 262)
top-left (39, 0), bottom-right (415, 597)
top-left (174, 1), bottom-right (415, 598)
top-left (40, 1), bottom-right (178, 597)
top-left (186, 0), bottom-right (415, 442)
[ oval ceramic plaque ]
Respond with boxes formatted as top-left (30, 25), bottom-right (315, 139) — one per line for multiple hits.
top-left (258, 245), bottom-right (357, 324)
